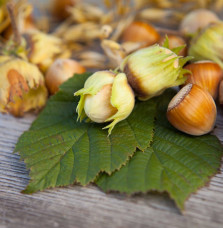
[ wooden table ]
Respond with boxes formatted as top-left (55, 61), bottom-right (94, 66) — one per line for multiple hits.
top-left (0, 109), bottom-right (223, 228)
top-left (1, 1), bottom-right (223, 227)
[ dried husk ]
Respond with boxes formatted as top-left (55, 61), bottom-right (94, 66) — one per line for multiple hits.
top-left (23, 30), bottom-right (71, 72)
top-left (0, 0), bottom-right (36, 39)
top-left (0, 56), bottom-right (48, 116)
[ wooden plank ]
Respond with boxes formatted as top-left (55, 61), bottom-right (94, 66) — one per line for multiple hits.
top-left (0, 108), bottom-right (223, 228)
top-left (0, 0), bottom-right (223, 227)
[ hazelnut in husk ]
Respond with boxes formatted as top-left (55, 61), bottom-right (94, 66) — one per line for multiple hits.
top-left (189, 23), bottom-right (223, 69)
top-left (74, 71), bottom-right (135, 134)
top-left (120, 44), bottom-right (191, 100)
top-left (0, 56), bottom-right (48, 116)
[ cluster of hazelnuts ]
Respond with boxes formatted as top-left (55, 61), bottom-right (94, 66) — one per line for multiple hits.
top-left (1, 4), bottom-right (223, 137)
top-left (73, 9), bottom-right (223, 136)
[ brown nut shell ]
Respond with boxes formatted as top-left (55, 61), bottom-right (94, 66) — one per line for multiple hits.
top-left (167, 84), bottom-right (216, 136)
top-left (184, 61), bottom-right (223, 99)
top-left (121, 21), bottom-right (160, 47)
top-left (45, 59), bottom-right (86, 94)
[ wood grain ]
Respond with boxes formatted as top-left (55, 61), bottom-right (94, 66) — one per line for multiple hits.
top-left (0, 0), bottom-right (223, 226)
top-left (0, 107), bottom-right (223, 228)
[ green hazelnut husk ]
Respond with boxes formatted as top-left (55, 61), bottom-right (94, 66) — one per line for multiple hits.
top-left (189, 22), bottom-right (223, 69)
top-left (74, 71), bottom-right (135, 135)
top-left (120, 43), bottom-right (192, 101)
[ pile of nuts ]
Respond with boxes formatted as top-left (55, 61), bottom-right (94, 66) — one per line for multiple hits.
top-left (0, 0), bottom-right (223, 137)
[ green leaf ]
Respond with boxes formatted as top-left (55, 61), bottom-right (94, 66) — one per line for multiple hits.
top-left (14, 73), bottom-right (156, 193)
top-left (96, 90), bottom-right (223, 211)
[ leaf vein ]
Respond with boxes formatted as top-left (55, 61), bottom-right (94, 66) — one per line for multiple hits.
top-left (153, 150), bottom-right (188, 194)
top-left (155, 134), bottom-right (216, 170)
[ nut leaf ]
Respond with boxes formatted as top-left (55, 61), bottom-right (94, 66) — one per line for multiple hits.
top-left (96, 90), bottom-right (223, 210)
top-left (14, 73), bottom-right (156, 193)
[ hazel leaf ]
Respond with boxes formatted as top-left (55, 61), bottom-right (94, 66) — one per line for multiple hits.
top-left (96, 89), bottom-right (223, 211)
top-left (14, 73), bottom-right (156, 193)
